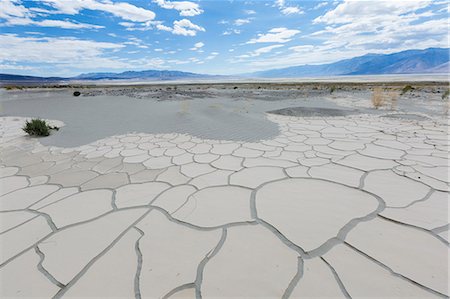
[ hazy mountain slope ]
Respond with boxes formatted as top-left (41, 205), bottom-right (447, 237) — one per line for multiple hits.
top-left (249, 48), bottom-right (449, 78)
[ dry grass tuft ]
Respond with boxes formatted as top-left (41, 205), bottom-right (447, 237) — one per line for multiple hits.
top-left (371, 87), bottom-right (385, 109)
top-left (179, 101), bottom-right (190, 114)
top-left (388, 90), bottom-right (398, 110)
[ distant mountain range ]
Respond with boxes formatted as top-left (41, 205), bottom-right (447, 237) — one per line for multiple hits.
top-left (0, 48), bottom-right (448, 84)
top-left (0, 70), bottom-right (216, 83)
top-left (247, 48), bottom-right (449, 78)
top-left (74, 70), bottom-right (215, 80)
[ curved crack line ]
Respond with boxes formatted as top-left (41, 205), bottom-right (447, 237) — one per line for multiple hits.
top-left (162, 283), bottom-right (196, 299)
top-left (250, 176), bottom-right (387, 259)
top-left (0, 214), bottom-right (39, 235)
top-left (320, 257), bottom-right (352, 299)
top-left (34, 245), bottom-right (66, 289)
top-left (0, 205), bottom-right (151, 269)
top-left (194, 227), bottom-right (227, 299)
top-left (281, 256), bottom-right (303, 299)
top-left (23, 185), bottom-right (62, 209)
top-left (357, 172), bottom-right (369, 189)
top-left (385, 188), bottom-right (434, 209)
top-left (344, 242), bottom-right (448, 298)
top-left (26, 209), bottom-right (58, 232)
top-left (169, 191), bottom-right (197, 216)
top-left (53, 208), bottom-right (152, 299)
top-left (377, 214), bottom-right (449, 246)
top-left (150, 204), bottom-right (257, 231)
top-left (133, 226), bottom-right (144, 299)
top-left (111, 189), bottom-right (118, 210)
top-left (431, 223), bottom-right (449, 234)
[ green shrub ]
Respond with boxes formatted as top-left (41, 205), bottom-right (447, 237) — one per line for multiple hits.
top-left (4, 86), bottom-right (23, 90)
top-left (330, 86), bottom-right (336, 94)
top-left (442, 90), bottom-right (449, 100)
top-left (401, 85), bottom-right (413, 95)
top-left (23, 119), bottom-right (59, 137)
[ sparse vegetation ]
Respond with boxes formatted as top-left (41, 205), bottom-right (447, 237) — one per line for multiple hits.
top-left (22, 119), bottom-right (59, 137)
top-left (4, 85), bottom-right (24, 90)
top-left (442, 89), bottom-right (449, 100)
top-left (401, 85), bottom-right (414, 95)
top-left (330, 86), bottom-right (336, 94)
top-left (388, 91), bottom-right (398, 110)
top-left (371, 87), bottom-right (385, 109)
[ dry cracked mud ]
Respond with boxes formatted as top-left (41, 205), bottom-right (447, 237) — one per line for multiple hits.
top-left (0, 104), bottom-right (449, 298)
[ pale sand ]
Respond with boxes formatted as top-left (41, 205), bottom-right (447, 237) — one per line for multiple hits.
top-left (1, 81), bottom-right (447, 147)
top-left (0, 82), bottom-right (448, 298)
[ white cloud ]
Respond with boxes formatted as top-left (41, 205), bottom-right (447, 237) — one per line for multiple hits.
top-left (234, 18), bottom-right (251, 26)
top-left (5, 17), bottom-right (103, 29)
top-left (314, 0), bottom-right (431, 24)
top-left (172, 19), bottom-right (205, 36)
top-left (190, 42), bottom-right (205, 50)
top-left (0, 63), bottom-right (34, 71)
top-left (41, 0), bottom-right (156, 22)
top-left (153, 0), bottom-right (203, 16)
top-left (275, 0), bottom-right (304, 15)
top-left (253, 44), bottom-right (284, 56)
top-left (233, 0), bottom-right (448, 72)
top-left (156, 24), bottom-right (173, 32)
top-left (236, 44), bottom-right (284, 59)
top-left (311, 0), bottom-right (447, 53)
top-left (223, 29), bottom-right (241, 35)
top-left (127, 57), bottom-right (167, 69)
top-left (289, 45), bottom-right (314, 52)
top-left (244, 9), bottom-right (256, 15)
top-left (0, 0), bottom-right (103, 29)
top-left (0, 34), bottom-right (129, 69)
top-left (119, 22), bottom-right (135, 28)
top-left (194, 42), bottom-right (204, 48)
top-left (247, 27), bottom-right (301, 44)
top-left (281, 6), bottom-right (302, 15)
top-left (0, 0), bottom-right (30, 20)
top-left (32, 19), bottom-right (103, 29)
top-left (312, 2), bottom-right (328, 10)
top-left (206, 52), bottom-right (219, 60)
top-left (123, 37), bottom-right (149, 49)
top-left (155, 19), bottom-right (205, 36)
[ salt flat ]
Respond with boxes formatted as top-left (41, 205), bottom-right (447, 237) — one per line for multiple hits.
top-left (0, 82), bottom-right (449, 298)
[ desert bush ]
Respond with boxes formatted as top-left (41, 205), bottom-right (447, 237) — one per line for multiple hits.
top-left (371, 87), bottom-right (385, 109)
top-left (401, 85), bottom-right (413, 95)
top-left (4, 85), bottom-right (23, 90)
top-left (73, 91), bottom-right (81, 97)
top-left (330, 86), bottom-right (336, 94)
top-left (23, 119), bottom-right (59, 137)
top-left (442, 89), bottom-right (449, 100)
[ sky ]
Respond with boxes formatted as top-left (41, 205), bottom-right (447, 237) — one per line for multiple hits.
top-left (0, 0), bottom-right (448, 77)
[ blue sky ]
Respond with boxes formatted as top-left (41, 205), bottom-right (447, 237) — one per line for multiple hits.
top-left (0, 0), bottom-right (448, 76)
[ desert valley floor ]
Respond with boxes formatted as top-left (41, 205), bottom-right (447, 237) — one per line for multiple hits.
top-left (0, 82), bottom-right (449, 298)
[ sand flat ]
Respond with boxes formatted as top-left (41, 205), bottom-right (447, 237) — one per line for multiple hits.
top-left (0, 82), bottom-right (449, 297)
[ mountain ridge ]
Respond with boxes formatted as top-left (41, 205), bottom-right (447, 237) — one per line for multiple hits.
top-left (248, 48), bottom-right (449, 78)
top-left (1, 47), bottom-right (448, 83)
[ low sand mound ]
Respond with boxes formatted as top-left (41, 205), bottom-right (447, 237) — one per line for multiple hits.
top-left (267, 106), bottom-right (357, 117)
